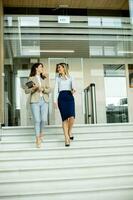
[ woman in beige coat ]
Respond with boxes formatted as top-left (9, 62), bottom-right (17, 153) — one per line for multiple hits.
top-left (25, 63), bottom-right (51, 147)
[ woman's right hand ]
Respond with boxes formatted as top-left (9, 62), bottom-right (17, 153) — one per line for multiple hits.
top-left (32, 84), bottom-right (39, 91)
top-left (54, 102), bottom-right (58, 109)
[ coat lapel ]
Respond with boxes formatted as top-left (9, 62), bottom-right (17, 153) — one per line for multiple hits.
top-left (30, 76), bottom-right (39, 86)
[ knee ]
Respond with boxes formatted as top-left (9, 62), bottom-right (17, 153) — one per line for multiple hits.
top-left (69, 117), bottom-right (74, 122)
top-left (35, 120), bottom-right (41, 124)
top-left (40, 120), bottom-right (45, 124)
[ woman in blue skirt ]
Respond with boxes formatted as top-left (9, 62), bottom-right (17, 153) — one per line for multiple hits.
top-left (54, 63), bottom-right (76, 146)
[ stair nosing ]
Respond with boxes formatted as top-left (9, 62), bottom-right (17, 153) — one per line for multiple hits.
top-left (2, 129), bottom-right (133, 134)
top-left (0, 173), bottom-right (133, 184)
top-left (0, 161), bottom-right (133, 172)
top-left (2, 136), bottom-right (133, 143)
top-left (1, 143), bottom-right (133, 152)
top-left (0, 185), bottom-right (133, 197)
top-left (2, 123), bottom-right (133, 129)
top-left (0, 151), bottom-right (133, 162)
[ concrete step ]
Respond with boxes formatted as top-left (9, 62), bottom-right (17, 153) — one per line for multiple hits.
top-left (0, 186), bottom-right (133, 200)
top-left (1, 138), bottom-right (133, 149)
top-left (2, 123), bottom-right (133, 134)
top-left (1, 145), bottom-right (133, 158)
top-left (0, 174), bottom-right (133, 196)
top-left (0, 152), bottom-right (133, 169)
top-left (1, 124), bottom-right (133, 200)
top-left (0, 162), bottom-right (133, 181)
top-left (1, 132), bottom-right (133, 141)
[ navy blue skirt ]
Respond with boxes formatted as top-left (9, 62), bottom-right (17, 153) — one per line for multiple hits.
top-left (58, 90), bottom-right (75, 121)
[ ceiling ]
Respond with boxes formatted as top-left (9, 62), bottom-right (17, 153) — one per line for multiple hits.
top-left (3, 0), bottom-right (129, 10)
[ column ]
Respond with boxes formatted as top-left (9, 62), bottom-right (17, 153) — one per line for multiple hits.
top-left (129, 0), bottom-right (133, 24)
top-left (0, 0), bottom-right (4, 124)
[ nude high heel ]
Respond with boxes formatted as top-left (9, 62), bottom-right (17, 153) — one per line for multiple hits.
top-left (36, 137), bottom-right (41, 148)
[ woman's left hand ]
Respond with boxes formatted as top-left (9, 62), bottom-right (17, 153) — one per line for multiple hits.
top-left (42, 67), bottom-right (48, 77)
top-left (38, 87), bottom-right (43, 92)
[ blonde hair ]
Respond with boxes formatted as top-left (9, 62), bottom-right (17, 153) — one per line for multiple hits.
top-left (56, 63), bottom-right (69, 77)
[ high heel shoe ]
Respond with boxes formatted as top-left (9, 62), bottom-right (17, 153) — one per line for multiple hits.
top-left (65, 143), bottom-right (70, 147)
top-left (36, 138), bottom-right (41, 148)
top-left (70, 136), bottom-right (74, 140)
top-left (65, 138), bottom-right (70, 147)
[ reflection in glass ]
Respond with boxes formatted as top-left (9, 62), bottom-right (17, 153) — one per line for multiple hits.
top-left (128, 64), bottom-right (133, 88)
top-left (19, 17), bottom-right (39, 27)
top-left (104, 46), bottom-right (115, 56)
top-left (88, 17), bottom-right (101, 27)
top-left (104, 64), bottom-right (128, 123)
top-left (102, 17), bottom-right (122, 27)
top-left (90, 46), bottom-right (103, 56)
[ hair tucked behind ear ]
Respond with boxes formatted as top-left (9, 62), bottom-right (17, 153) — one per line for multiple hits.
top-left (29, 63), bottom-right (46, 79)
top-left (56, 63), bottom-right (69, 77)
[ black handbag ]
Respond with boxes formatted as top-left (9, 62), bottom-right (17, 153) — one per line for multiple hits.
top-left (26, 81), bottom-right (34, 88)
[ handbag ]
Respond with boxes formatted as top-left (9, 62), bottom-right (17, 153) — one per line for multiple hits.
top-left (26, 80), bottom-right (34, 88)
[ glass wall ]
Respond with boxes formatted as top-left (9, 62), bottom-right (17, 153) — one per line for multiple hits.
top-left (4, 14), bottom-right (133, 125)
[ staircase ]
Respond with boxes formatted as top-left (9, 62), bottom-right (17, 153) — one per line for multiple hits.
top-left (0, 124), bottom-right (133, 200)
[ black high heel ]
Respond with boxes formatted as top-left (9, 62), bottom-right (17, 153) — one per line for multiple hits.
top-left (65, 143), bottom-right (70, 147)
top-left (69, 136), bottom-right (74, 140)
top-left (65, 138), bottom-right (70, 147)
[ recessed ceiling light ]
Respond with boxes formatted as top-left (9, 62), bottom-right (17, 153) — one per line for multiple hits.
top-left (118, 51), bottom-right (133, 54)
top-left (59, 4), bottom-right (69, 8)
top-left (29, 50), bottom-right (75, 53)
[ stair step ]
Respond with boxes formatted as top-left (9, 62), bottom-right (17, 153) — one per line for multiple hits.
top-left (0, 152), bottom-right (133, 169)
top-left (2, 133), bottom-right (133, 141)
top-left (0, 174), bottom-right (133, 196)
top-left (0, 185), bottom-right (133, 200)
top-left (0, 145), bottom-right (133, 158)
top-left (2, 123), bottom-right (133, 134)
top-left (1, 138), bottom-right (133, 149)
top-left (0, 162), bottom-right (133, 181)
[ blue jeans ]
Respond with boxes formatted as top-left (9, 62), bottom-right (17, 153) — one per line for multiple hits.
top-left (31, 97), bottom-right (48, 136)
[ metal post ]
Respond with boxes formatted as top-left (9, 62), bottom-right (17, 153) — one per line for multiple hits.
top-left (84, 89), bottom-right (89, 123)
top-left (90, 83), bottom-right (97, 124)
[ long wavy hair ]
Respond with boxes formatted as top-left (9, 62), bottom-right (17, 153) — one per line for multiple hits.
top-left (29, 63), bottom-right (46, 79)
top-left (56, 63), bottom-right (69, 77)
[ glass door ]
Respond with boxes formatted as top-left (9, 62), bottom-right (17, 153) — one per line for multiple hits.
top-left (104, 64), bottom-right (128, 123)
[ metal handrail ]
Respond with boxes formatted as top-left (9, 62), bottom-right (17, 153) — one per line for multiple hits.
top-left (84, 83), bottom-right (97, 124)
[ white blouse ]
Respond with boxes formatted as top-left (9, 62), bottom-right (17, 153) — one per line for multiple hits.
top-left (36, 75), bottom-right (41, 86)
top-left (54, 75), bottom-right (75, 103)
top-left (36, 75), bottom-right (43, 97)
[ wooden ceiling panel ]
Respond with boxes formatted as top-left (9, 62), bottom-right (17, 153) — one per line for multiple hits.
top-left (3, 0), bottom-right (129, 10)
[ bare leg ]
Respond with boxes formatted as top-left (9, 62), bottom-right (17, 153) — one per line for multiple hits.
top-left (68, 117), bottom-right (75, 139)
top-left (39, 133), bottom-right (44, 141)
top-left (36, 135), bottom-right (41, 148)
top-left (62, 119), bottom-right (70, 146)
